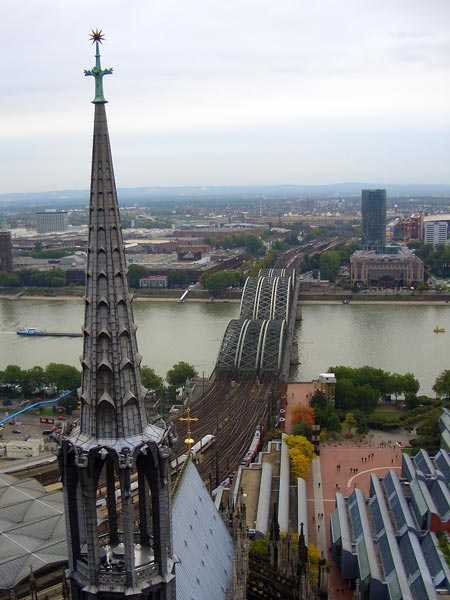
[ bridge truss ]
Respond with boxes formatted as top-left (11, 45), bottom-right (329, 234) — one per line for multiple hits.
top-left (217, 270), bottom-right (295, 377)
top-left (216, 318), bottom-right (286, 376)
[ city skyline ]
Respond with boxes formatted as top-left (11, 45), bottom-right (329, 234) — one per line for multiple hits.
top-left (1, 0), bottom-right (449, 194)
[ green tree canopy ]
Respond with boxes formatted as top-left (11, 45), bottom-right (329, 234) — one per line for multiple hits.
top-left (342, 412), bottom-right (357, 435)
top-left (167, 270), bottom-right (189, 288)
top-left (199, 270), bottom-right (239, 294)
top-left (45, 363), bottom-right (81, 392)
top-left (319, 251), bottom-right (341, 282)
top-left (331, 365), bottom-right (419, 414)
top-left (166, 361), bottom-right (198, 387)
top-left (127, 264), bottom-right (149, 288)
top-left (140, 366), bottom-right (163, 390)
top-left (433, 369), bottom-right (450, 400)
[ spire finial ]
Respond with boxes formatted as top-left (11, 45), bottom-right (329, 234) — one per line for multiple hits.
top-left (84, 29), bottom-right (113, 104)
top-left (179, 406), bottom-right (199, 457)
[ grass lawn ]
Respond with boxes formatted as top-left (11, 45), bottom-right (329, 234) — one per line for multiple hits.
top-left (373, 409), bottom-right (404, 421)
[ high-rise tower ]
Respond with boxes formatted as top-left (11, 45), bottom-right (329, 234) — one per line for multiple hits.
top-left (361, 188), bottom-right (386, 253)
top-left (58, 31), bottom-right (176, 599)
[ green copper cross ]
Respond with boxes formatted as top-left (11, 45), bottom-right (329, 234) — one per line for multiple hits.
top-left (84, 30), bottom-right (113, 104)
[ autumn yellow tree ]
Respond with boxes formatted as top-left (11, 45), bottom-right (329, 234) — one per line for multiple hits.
top-left (286, 435), bottom-right (315, 482)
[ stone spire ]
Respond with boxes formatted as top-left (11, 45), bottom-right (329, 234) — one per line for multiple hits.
top-left (79, 33), bottom-right (147, 441)
top-left (59, 33), bottom-right (175, 600)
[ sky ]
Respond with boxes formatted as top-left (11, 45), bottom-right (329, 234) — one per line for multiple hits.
top-left (1, 0), bottom-right (449, 194)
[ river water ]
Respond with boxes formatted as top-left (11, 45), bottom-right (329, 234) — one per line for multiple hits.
top-left (0, 298), bottom-right (448, 396)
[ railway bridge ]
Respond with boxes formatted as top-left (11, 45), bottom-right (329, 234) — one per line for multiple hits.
top-left (216, 268), bottom-right (300, 379)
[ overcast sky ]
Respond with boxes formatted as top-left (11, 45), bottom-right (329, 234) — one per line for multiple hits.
top-left (1, 0), bottom-right (449, 194)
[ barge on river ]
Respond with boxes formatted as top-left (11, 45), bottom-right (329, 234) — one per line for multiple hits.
top-left (16, 327), bottom-right (82, 338)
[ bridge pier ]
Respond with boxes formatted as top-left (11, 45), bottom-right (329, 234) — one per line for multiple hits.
top-left (296, 302), bottom-right (302, 321)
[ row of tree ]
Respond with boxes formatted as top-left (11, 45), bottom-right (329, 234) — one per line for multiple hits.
top-left (203, 232), bottom-right (266, 257)
top-left (199, 270), bottom-right (240, 294)
top-left (408, 241), bottom-right (450, 279)
top-left (0, 360), bottom-right (198, 406)
top-left (0, 267), bottom-right (67, 288)
top-left (331, 365), bottom-right (420, 413)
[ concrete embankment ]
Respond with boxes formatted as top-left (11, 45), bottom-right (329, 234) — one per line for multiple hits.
top-left (1, 287), bottom-right (450, 304)
top-left (299, 290), bottom-right (450, 305)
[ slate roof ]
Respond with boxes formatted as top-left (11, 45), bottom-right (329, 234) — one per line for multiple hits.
top-left (0, 474), bottom-right (67, 591)
top-left (172, 460), bottom-right (234, 600)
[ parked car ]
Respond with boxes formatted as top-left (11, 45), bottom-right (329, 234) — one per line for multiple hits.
top-left (12, 429), bottom-right (22, 434)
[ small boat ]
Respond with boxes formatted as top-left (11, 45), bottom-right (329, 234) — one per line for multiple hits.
top-left (433, 326), bottom-right (445, 333)
top-left (17, 327), bottom-right (82, 338)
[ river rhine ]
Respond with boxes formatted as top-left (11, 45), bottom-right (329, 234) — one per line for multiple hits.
top-left (0, 298), bottom-right (448, 396)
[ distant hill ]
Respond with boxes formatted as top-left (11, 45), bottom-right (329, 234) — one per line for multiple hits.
top-left (1, 183), bottom-right (449, 208)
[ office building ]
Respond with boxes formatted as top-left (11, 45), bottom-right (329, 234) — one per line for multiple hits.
top-left (0, 231), bottom-right (13, 272)
top-left (361, 189), bottom-right (387, 253)
top-left (36, 211), bottom-right (69, 234)
top-left (424, 218), bottom-right (449, 246)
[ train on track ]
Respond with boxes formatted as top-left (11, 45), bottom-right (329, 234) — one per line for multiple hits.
top-left (240, 426), bottom-right (262, 467)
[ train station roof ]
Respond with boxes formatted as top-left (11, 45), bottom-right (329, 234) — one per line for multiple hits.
top-left (0, 474), bottom-right (67, 592)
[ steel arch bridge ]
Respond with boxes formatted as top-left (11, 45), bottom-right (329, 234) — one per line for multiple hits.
top-left (240, 273), bottom-right (295, 321)
top-left (216, 318), bottom-right (286, 375)
top-left (216, 270), bottom-right (295, 377)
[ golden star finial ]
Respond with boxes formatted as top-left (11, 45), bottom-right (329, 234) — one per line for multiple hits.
top-left (89, 29), bottom-right (105, 44)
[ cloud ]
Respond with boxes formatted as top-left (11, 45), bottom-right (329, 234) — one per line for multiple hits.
top-left (0, 0), bottom-right (449, 191)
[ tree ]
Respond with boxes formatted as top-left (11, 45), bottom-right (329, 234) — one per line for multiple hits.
top-left (45, 363), bottom-right (81, 392)
top-left (335, 378), bottom-right (357, 411)
top-left (2, 365), bottom-right (24, 387)
top-left (286, 435), bottom-right (315, 481)
top-left (167, 270), bottom-right (189, 288)
top-left (127, 264), bottom-right (149, 288)
top-left (410, 408), bottom-right (441, 454)
top-left (27, 366), bottom-right (46, 392)
top-left (292, 421), bottom-right (313, 440)
top-left (166, 361), bottom-right (198, 387)
top-left (358, 384), bottom-right (379, 413)
top-left (433, 370), bottom-right (450, 400)
top-left (319, 251), bottom-right (341, 282)
top-left (342, 412), bottom-right (357, 436)
top-left (291, 405), bottom-right (315, 426)
top-left (199, 270), bottom-right (239, 294)
top-left (141, 366), bottom-right (163, 391)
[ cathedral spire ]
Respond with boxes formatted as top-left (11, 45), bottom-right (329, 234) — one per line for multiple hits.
top-left (59, 34), bottom-right (175, 599)
top-left (79, 33), bottom-right (148, 440)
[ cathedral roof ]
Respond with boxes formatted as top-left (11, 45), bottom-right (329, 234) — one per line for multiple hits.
top-left (172, 461), bottom-right (234, 600)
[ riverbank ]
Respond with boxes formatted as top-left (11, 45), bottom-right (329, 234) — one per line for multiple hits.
top-left (1, 287), bottom-right (450, 305)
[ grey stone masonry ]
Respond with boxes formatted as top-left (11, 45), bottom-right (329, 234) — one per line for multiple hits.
top-left (80, 103), bottom-right (147, 440)
top-left (59, 65), bottom-right (176, 599)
